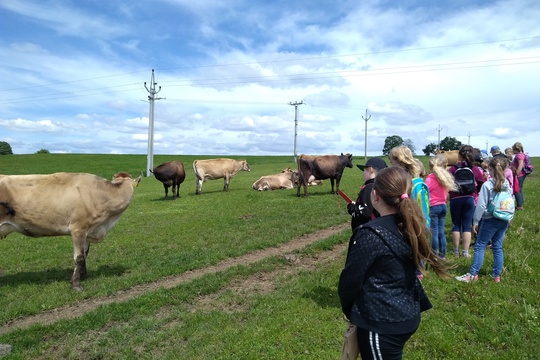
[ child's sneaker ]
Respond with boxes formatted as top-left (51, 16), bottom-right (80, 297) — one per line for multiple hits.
top-left (490, 274), bottom-right (501, 283)
top-left (462, 250), bottom-right (471, 258)
top-left (455, 273), bottom-right (478, 283)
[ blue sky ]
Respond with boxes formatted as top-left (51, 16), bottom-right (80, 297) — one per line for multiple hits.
top-left (1, 0), bottom-right (539, 157)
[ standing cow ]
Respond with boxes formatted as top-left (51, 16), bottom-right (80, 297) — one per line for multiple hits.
top-left (0, 172), bottom-right (139, 291)
top-left (296, 153), bottom-right (353, 197)
top-left (193, 158), bottom-right (251, 194)
top-left (150, 161), bottom-right (186, 200)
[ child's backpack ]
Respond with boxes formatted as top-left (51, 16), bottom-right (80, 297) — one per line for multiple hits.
top-left (453, 164), bottom-right (476, 194)
top-left (412, 177), bottom-right (430, 226)
top-left (488, 184), bottom-right (515, 221)
top-left (523, 154), bottom-right (534, 175)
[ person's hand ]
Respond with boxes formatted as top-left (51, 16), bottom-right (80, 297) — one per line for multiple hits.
top-left (347, 202), bottom-right (356, 214)
top-left (473, 224), bottom-right (479, 234)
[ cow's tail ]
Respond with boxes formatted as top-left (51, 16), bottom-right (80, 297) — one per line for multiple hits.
top-left (0, 202), bottom-right (16, 216)
top-left (193, 161), bottom-right (203, 181)
top-left (297, 156), bottom-right (309, 190)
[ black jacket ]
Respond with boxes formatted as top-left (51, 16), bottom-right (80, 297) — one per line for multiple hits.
top-left (338, 215), bottom-right (432, 335)
top-left (347, 178), bottom-right (380, 231)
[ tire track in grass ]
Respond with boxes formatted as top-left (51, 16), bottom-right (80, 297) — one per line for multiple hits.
top-left (0, 223), bottom-right (349, 335)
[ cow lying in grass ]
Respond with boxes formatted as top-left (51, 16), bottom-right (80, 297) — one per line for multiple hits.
top-left (0, 172), bottom-right (140, 291)
top-left (252, 169), bottom-right (299, 191)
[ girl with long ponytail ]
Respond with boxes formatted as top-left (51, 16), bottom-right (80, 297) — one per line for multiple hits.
top-left (339, 166), bottom-right (449, 359)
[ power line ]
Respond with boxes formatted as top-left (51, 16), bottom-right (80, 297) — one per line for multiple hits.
top-left (1, 36), bottom-right (538, 94)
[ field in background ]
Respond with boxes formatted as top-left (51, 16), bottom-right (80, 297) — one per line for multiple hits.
top-left (0, 154), bottom-right (539, 359)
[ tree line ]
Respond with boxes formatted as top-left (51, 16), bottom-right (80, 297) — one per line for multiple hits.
top-left (382, 135), bottom-right (463, 156)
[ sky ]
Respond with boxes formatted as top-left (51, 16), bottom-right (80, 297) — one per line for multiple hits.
top-left (1, 0), bottom-right (539, 159)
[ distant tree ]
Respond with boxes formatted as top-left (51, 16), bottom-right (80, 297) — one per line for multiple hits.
top-left (382, 135), bottom-right (404, 155)
top-left (423, 142), bottom-right (438, 155)
top-left (403, 138), bottom-right (416, 155)
top-left (440, 136), bottom-right (462, 151)
top-left (36, 149), bottom-right (50, 154)
top-left (0, 141), bottom-right (13, 155)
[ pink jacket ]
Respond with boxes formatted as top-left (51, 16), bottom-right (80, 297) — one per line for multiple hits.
top-left (425, 173), bottom-right (448, 207)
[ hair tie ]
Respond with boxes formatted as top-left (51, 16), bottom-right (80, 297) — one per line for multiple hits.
top-left (400, 193), bottom-right (408, 199)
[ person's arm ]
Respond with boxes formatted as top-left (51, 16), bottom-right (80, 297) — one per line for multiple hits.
top-left (338, 228), bottom-right (380, 318)
top-left (516, 155), bottom-right (524, 175)
top-left (347, 184), bottom-right (374, 222)
top-left (473, 182), bottom-right (490, 226)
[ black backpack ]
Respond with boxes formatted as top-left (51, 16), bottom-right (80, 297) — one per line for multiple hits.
top-left (453, 164), bottom-right (476, 194)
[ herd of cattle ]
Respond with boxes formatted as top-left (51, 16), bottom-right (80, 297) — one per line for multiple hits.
top-left (0, 153), bottom-right (353, 290)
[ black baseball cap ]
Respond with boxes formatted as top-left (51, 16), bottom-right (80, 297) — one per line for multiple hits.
top-left (356, 157), bottom-right (388, 171)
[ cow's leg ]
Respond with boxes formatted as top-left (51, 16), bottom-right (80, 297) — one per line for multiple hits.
top-left (195, 178), bottom-right (202, 195)
top-left (71, 231), bottom-right (88, 292)
top-left (330, 178), bottom-right (335, 194)
top-left (174, 183), bottom-right (180, 200)
top-left (297, 173), bottom-right (308, 197)
top-left (163, 185), bottom-right (169, 199)
top-left (224, 176), bottom-right (230, 192)
top-left (335, 177), bottom-right (341, 195)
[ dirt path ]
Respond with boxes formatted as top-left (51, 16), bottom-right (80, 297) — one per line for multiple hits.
top-left (0, 222), bottom-right (349, 335)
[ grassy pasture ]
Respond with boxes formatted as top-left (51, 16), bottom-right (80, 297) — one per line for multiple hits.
top-left (0, 154), bottom-right (539, 359)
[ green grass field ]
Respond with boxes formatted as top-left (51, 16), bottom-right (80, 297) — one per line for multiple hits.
top-left (0, 154), bottom-right (539, 359)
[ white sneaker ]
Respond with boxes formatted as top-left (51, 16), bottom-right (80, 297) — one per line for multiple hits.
top-left (455, 273), bottom-right (478, 283)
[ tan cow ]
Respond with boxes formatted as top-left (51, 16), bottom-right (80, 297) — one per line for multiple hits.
top-left (282, 167), bottom-right (323, 187)
top-left (193, 158), bottom-right (251, 194)
top-left (252, 170), bottom-right (299, 191)
top-left (0, 172), bottom-right (139, 291)
top-left (434, 149), bottom-right (459, 166)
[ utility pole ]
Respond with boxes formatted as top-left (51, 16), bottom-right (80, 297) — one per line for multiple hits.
top-left (467, 132), bottom-right (471, 145)
top-left (436, 124), bottom-right (442, 150)
top-left (289, 100), bottom-right (304, 163)
top-left (144, 69), bottom-right (163, 177)
top-left (362, 109), bottom-right (371, 159)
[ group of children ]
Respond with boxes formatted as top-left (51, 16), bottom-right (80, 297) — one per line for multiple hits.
top-left (347, 143), bottom-right (528, 283)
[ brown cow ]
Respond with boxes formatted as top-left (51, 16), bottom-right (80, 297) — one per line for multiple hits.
top-left (193, 158), bottom-right (251, 194)
top-left (0, 172), bottom-right (139, 291)
top-left (434, 149), bottom-right (459, 166)
top-left (252, 170), bottom-right (299, 191)
top-left (150, 161), bottom-right (186, 200)
top-left (296, 153), bottom-right (353, 197)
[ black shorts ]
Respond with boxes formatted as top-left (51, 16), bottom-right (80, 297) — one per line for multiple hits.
top-left (357, 328), bottom-right (415, 360)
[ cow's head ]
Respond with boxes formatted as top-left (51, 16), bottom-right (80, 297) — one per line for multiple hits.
top-left (242, 160), bottom-right (251, 172)
top-left (133, 175), bottom-right (142, 187)
top-left (341, 153), bottom-right (353, 168)
top-left (290, 169), bottom-right (300, 184)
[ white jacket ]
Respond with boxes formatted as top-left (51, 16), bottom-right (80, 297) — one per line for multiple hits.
top-left (473, 179), bottom-right (511, 226)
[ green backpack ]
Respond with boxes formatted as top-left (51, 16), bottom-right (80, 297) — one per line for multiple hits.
top-left (412, 177), bottom-right (430, 226)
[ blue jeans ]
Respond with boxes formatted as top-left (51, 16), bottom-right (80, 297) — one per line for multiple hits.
top-left (515, 175), bottom-right (526, 207)
top-left (470, 217), bottom-right (509, 277)
top-left (430, 204), bottom-right (447, 257)
top-left (450, 196), bottom-right (475, 233)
